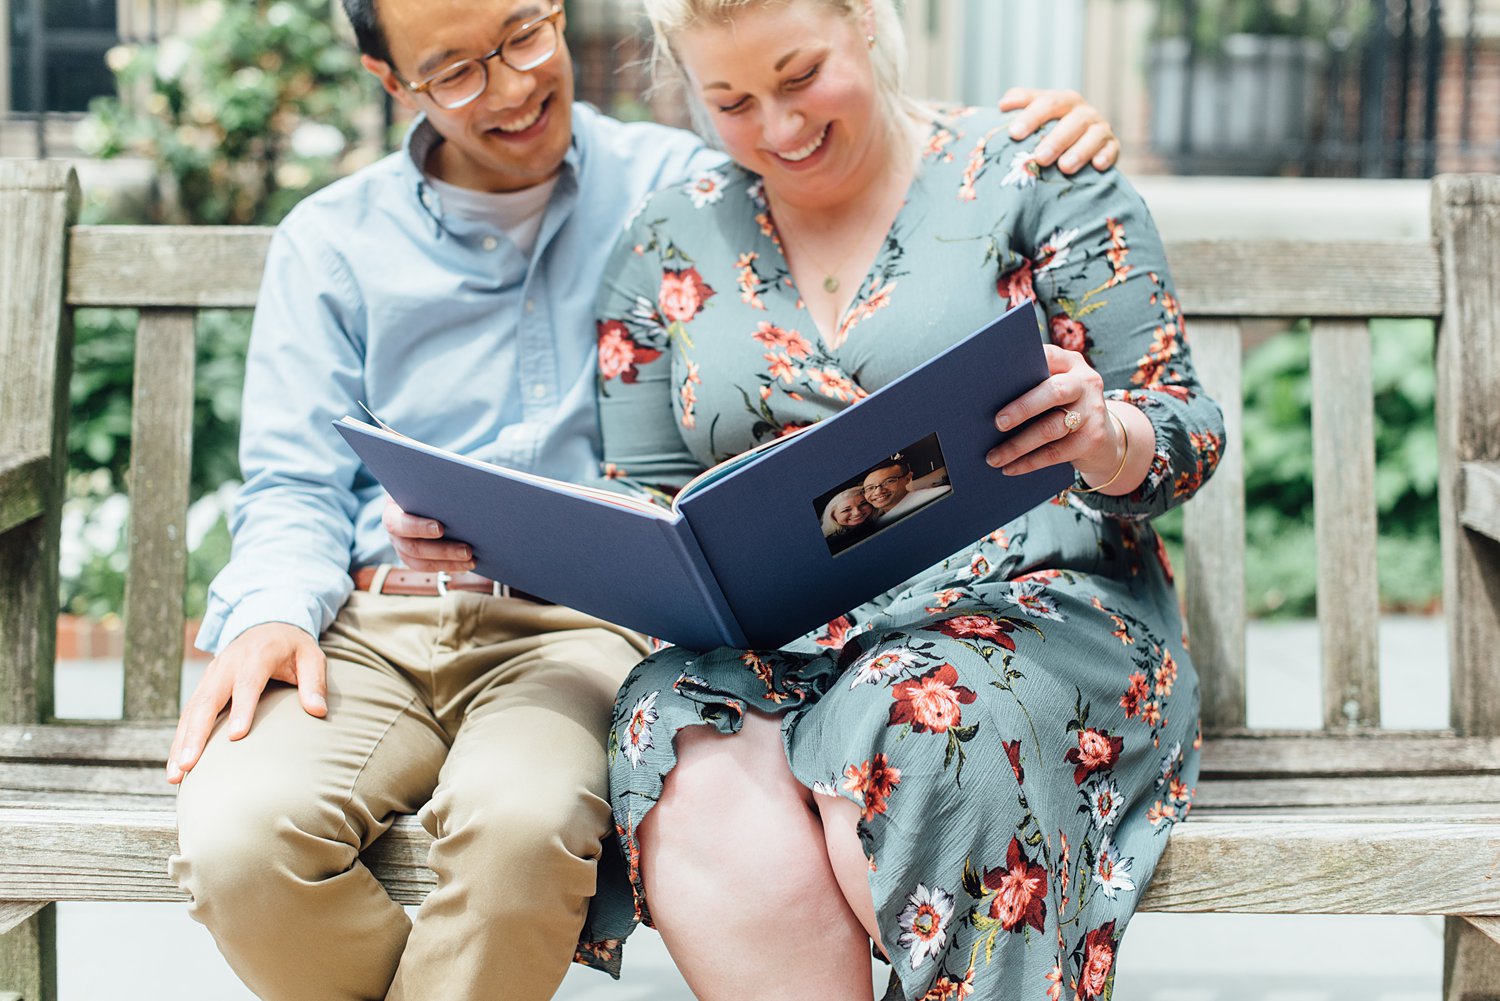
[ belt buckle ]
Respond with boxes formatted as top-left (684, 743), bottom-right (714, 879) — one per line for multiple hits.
top-left (435, 571), bottom-right (450, 597)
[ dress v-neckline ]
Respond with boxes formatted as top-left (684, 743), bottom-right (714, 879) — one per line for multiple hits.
top-left (756, 167), bottom-right (926, 354)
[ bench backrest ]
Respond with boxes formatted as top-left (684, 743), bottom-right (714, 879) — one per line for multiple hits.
top-left (3, 160), bottom-right (1498, 739)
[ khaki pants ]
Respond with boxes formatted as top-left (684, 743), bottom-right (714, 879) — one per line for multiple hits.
top-left (170, 590), bottom-right (647, 1001)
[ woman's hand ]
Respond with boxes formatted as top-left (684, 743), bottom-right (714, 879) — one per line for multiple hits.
top-left (999, 87), bottom-right (1121, 174)
top-left (383, 498), bottom-right (476, 573)
top-left (986, 345), bottom-right (1125, 486)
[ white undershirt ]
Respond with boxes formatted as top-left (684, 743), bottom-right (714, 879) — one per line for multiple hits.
top-left (426, 173), bottom-right (559, 257)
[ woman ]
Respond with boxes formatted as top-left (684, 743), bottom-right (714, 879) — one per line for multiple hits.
top-left (589, 1), bottom-right (1224, 999)
top-left (821, 485), bottom-right (876, 533)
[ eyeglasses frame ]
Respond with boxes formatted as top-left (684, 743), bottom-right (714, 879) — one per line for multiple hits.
top-left (399, 4), bottom-right (565, 110)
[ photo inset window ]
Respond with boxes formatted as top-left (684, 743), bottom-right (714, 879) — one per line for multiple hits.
top-left (813, 433), bottom-right (952, 557)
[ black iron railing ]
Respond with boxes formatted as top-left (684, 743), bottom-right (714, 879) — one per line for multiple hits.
top-left (1145, 0), bottom-right (1500, 177)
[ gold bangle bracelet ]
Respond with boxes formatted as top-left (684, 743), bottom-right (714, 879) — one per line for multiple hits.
top-left (1070, 408), bottom-right (1130, 495)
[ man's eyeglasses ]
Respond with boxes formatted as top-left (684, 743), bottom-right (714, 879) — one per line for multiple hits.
top-left (864, 474), bottom-right (907, 493)
top-left (402, 5), bottom-right (564, 110)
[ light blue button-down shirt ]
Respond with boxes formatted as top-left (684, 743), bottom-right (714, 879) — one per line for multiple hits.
top-left (197, 105), bottom-right (720, 654)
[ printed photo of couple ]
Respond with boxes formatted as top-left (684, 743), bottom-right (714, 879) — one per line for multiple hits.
top-left (814, 433), bottom-right (953, 556)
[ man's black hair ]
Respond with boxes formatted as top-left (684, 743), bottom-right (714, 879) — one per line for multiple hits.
top-left (341, 0), bottom-right (393, 65)
top-left (870, 456), bottom-right (911, 477)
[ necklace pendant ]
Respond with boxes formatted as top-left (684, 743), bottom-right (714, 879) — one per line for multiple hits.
top-left (822, 275), bottom-right (840, 294)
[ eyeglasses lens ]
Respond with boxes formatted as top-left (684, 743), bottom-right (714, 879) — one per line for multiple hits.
top-left (427, 19), bottom-right (558, 109)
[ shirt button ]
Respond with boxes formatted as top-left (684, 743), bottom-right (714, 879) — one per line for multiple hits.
top-left (532, 384), bottom-right (547, 399)
top-left (482, 236), bottom-right (498, 251)
top-left (524, 299), bottom-right (536, 313)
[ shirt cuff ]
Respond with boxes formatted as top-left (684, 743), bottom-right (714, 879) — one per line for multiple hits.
top-left (195, 591), bottom-right (335, 656)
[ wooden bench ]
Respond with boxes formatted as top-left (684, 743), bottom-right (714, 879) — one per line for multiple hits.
top-left (2, 158), bottom-right (1498, 999)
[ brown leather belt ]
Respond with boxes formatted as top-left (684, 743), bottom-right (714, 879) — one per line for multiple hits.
top-left (351, 567), bottom-right (552, 604)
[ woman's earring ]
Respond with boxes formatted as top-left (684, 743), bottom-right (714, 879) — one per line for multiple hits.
top-left (866, 34), bottom-right (876, 48)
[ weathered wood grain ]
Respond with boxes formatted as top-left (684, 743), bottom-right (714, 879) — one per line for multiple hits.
top-left (1200, 734), bottom-right (1500, 778)
top-left (0, 160), bottom-right (75, 1001)
top-left (1434, 175), bottom-right (1500, 741)
top-left (1311, 320), bottom-right (1382, 731)
top-left (1, 764), bottom-right (169, 798)
top-left (1460, 461), bottom-right (1500, 545)
top-left (1467, 915), bottom-right (1500, 948)
top-left (62, 228), bottom-right (1444, 318)
top-left (1180, 319), bottom-right (1246, 733)
top-left (1446, 918), bottom-right (1500, 1001)
top-left (0, 724), bottom-right (173, 765)
top-left (0, 160), bottom-right (75, 728)
top-left (66, 226), bottom-right (272, 309)
top-left (121, 310), bottom-right (196, 722)
top-left (5, 808), bottom-right (1500, 916)
top-left (0, 905), bottom-right (44, 939)
top-left (0, 452), bottom-right (46, 538)
top-left (1199, 774), bottom-right (1500, 810)
top-left (1167, 239), bottom-right (1443, 318)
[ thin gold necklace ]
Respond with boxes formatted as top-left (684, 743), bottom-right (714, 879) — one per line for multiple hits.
top-left (773, 166), bottom-right (908, 296)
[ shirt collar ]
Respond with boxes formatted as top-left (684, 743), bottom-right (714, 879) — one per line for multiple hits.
top-left (399, 112), bottom-right (586, 235)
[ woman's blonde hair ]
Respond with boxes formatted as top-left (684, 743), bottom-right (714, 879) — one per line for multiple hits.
top-left (639, 0), bottom-right (926, 152)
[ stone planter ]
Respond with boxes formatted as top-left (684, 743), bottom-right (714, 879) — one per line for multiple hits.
top-left (1148, 33), bottom-right (1326, 175)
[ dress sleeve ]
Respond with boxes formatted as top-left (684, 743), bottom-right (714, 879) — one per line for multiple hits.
top-left (1007, 145), bottom-right (1227, 520)
top-left (594, 209), bottom-right (710, 507)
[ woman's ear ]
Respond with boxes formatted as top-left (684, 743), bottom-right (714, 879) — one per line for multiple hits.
top-left (859, 0), bottom-right (877, 44)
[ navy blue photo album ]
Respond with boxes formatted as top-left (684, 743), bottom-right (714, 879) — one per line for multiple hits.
top-left (334, 300), bottom-right (1075, 650)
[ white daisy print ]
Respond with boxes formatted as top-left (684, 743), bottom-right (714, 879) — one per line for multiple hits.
top-left (1000, 150), bottom-right (1041, 189)
top-left (1089, 778), bottom-right (1124, 829)
top-left (1012, 580), bottom-right (1064, 620)
top-left (896, 883), bottom-right (955, 968)
top-left (848, 649), bottom-right (917, 689)
top-left (1091, 834), bottom-right (1136, 899)
top-left (687, 169), bottom-right (729, 208)
top-left (621, 691), bottom-right (660, 769)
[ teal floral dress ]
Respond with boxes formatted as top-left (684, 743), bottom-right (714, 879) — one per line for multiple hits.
top-left (586, 106), bottom-right (1224, 1000)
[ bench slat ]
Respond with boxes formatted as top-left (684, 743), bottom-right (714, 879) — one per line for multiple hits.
top-left (1461, 460), bottom-right (1500, 544)
top-left (0, 903), bottom-right (46, 938)
top-left (62, 228), bottom-right (1445, 318)
top-left (4, 807), bottom-right (1498, 915)
top-left (1201, 773), bottom-right (1500, 810)
top-left (1181, 319), bottom-right (1246, 732)
top-left (1434, 175), bottom-right (1500, 741)
top-left (1311, 319), bottom-right (1381, 731)
top-left (121, 310), bottom-right (196, 722)
top-left (0, 724), bottom-right (173, 765)
top-left (12, 724), bottom-right (1500, 777)
top-left (67, 226), bottom-right (272, 309)
top-left (0, 451), bottom-right (48, 537)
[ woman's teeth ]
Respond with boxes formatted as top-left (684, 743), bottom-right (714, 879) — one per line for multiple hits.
top-left (779, 125), bottom-right (828, 162)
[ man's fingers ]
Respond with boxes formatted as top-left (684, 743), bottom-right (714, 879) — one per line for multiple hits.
top-left (1058, 123), bottom-right (1116, 174)
top-left (1008, 89), bottom-right (1081, 140)
top-left (383, 499), bottom-right (444, 541)
top-left (393, 537), bottom-right (474, 570)
top-left (225, 680), bottom-right (265, 741)
top-left (170, 681), bottom-right (230, 781)
top-left (296, 645), bottom-right (329, 718)
top-left (1093, 138), bottom-right (1122, 172)
top-left (1033, 107), bottom-right (1097, 166)
top-left (998, 86), bottom-right (1040, 112)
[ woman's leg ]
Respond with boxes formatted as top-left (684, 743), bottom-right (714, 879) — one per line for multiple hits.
top-left (816, 794), bottom-right (888, 958)
top-left (638, 712), bottom-right (874, 1001)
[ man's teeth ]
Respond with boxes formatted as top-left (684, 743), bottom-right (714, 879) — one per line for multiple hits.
top-left (496, 103), bottom-right (545, 133)
top-left (780, 126), bottom-right (828, 162)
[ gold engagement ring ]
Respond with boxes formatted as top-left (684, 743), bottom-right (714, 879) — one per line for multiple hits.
top-left (1062, 409), bottom-right (1083, 434)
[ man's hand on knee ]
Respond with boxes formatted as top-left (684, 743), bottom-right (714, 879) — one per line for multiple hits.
top-left (167, 622), bottom-right (327, 784)
top-left (999, 87), bottom-right (1121, 174)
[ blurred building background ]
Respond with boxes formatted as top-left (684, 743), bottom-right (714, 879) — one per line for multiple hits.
top-left (3, 0), bottom-right (1498, 176)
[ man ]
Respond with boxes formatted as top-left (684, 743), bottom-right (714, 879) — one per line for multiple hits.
top-left (165, 0), bottom-right (1123, 996)
top-left (863, 457), bottom-right (950, 523)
